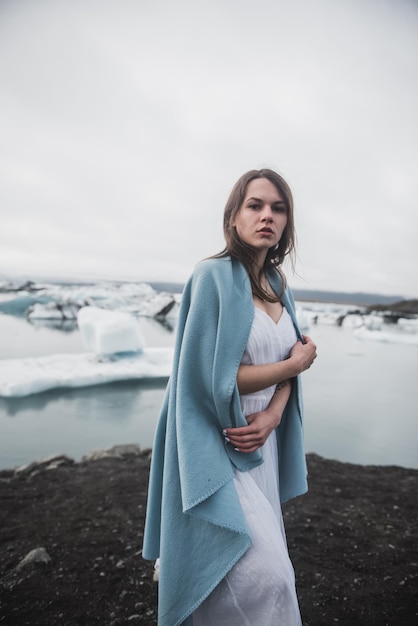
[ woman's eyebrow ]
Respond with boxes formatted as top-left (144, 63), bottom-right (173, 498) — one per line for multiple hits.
top-left (246, 196), bottom-right (286, 205)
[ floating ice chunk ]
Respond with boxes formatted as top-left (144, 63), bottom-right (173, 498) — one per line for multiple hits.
top-left (296, 308), bottom-right (310, 331)
top-left (363, 314), bottom-right (383, 330)
top-left (353, 325), bottom-right (418, 345)
top-left (0, 279), bottom-right (179, 321)
top-left (28, 302), bottom-right (80, 320)
top-left (316, 313), bottom-right (342, 325)
top-left (77, 306), bottom-right (145, 355)
top-left (0, 295), bottom-right (51, 316)
top-left (137, 292), bottom-right (176, 317)
top-left (39, 282), bottom-right (176, 317)
top-left (0, 348), bottom-right (173, 397)
top-left (397, 317), bottom-right (418, 332)
top-left (342, 314), bottom-right (364, 328)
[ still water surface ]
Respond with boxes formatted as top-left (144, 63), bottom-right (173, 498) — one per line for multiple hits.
top-left (0, 313), bottom-right (417, 470)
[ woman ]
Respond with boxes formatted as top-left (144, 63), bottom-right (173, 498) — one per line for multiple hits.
top-left (143, 169), bottom-right (317, 626)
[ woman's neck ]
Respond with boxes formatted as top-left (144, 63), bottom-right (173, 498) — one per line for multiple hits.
top-left (253, 250), bottom-right (267, 273)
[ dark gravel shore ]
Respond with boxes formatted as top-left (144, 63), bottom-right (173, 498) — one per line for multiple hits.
top-left (0, 450), bottom-right (417, 626)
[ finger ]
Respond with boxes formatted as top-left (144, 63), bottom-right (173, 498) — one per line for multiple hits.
top-left (226, 434), bottom-right (263, 447)
top-left (223, 426), bottom-right (258, 437)
top-left (228, 432), bottom-right (265, 446)
top-left (234, 443), bottom-right (263, 453)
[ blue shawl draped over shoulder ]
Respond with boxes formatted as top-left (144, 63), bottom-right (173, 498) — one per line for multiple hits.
top-left (142, 256), bottom-right (307, 626)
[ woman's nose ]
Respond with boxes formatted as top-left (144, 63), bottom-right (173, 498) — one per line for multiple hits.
top-left (261, 206), bottom-right (273, 221)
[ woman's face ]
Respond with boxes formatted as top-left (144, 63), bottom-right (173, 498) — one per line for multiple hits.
top-left (231, 178), bottom-right (288, 263)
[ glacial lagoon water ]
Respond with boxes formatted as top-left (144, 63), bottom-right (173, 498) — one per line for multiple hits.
top-left (0, 311), bottom-right (417, 470)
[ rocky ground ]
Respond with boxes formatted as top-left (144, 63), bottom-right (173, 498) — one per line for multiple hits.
top-left (0, 449), bottom-right (417, 626)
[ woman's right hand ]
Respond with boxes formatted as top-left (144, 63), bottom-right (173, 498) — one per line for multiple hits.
top-left (289, 335), bottom-right (317, 374)
top-left (237, 335), bottom-right (317, 394)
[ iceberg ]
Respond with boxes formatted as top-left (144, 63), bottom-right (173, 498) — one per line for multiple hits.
top-left (294, 301), bottom-right (365, 327)
top-left (0, 295), bottom-right (51, 316)
top-left (0, 349), bottom-right (173, 398)
top-left (353, 325), bottom-right (418, 346)
top-left (28, 301), bottom-right (80, 321)
top-left (0, 305), bottom-right (173, 398)
top-left (363, 314), bottom-right (383, 330)
top-left (0, 279), bottom-right (179, 322)
top-left (77, 306), bottom-right (145, 355)
top-left (341, 313), bottom-right (364, 328)
top-left (397, 317), bottom-right (418, 333)
top-left (296, 307), bottom-right (310, 331)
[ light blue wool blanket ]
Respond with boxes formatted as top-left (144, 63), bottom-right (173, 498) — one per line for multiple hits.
top-left (142, 257), bottom-right (307, 626)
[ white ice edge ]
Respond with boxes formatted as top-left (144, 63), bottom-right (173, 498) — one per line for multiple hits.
top-left (0, 347), bottom-right (173, 398)
top-left (353, 326), bottom-right (418, 345)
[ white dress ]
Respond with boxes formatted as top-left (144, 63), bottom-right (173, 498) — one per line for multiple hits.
top-left (193, 307), bottom-right (302, 626)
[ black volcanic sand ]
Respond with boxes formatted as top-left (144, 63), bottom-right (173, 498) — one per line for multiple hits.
top-left (1, 453), bottom-right (417, 626)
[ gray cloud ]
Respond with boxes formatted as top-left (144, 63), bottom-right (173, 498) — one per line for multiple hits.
top-left (0, 0), bottom-right (417, 296)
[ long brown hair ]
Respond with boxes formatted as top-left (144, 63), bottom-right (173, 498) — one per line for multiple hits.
top-left (215, 169), bottom-right (296, 301)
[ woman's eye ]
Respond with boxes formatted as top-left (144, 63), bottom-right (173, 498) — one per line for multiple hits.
top-left (273, 205), bottom-right (286, 213)
top-left (249, 204), bottom-right (260, 210)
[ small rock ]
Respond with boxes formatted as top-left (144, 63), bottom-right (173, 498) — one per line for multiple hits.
top-left (14, 461), bottom-right (39, 476)
top-left (14, 454), bottom-right (75, 476)
top-left (82, 449), bottom-right (112, 462)
top-left (82, 444), bottom-right (141, 462)
top-left (16, 547), bottom-right (52, 571)
top-left (46, 458), bottom-right (73, 470)
top-left (109, 444), bottom-right (141, 457)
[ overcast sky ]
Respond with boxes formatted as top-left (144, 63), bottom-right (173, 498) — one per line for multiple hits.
top-left (0, 0), bottom-right (417, 297)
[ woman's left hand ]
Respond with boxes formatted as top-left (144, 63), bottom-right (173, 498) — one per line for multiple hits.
top-left (223, 409), bottom-right (281, 453)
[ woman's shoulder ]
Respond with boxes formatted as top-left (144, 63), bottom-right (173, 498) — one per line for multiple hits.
top-left (186, 256), bottom-right (247, 298)
top-left (193, 256), bottom-right (234, 280)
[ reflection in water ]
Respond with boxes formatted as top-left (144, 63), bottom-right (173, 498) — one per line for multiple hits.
top-left (0, 379), bottom-right (167, 468)
top-left (0, 379), bottom-right (165, 417)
